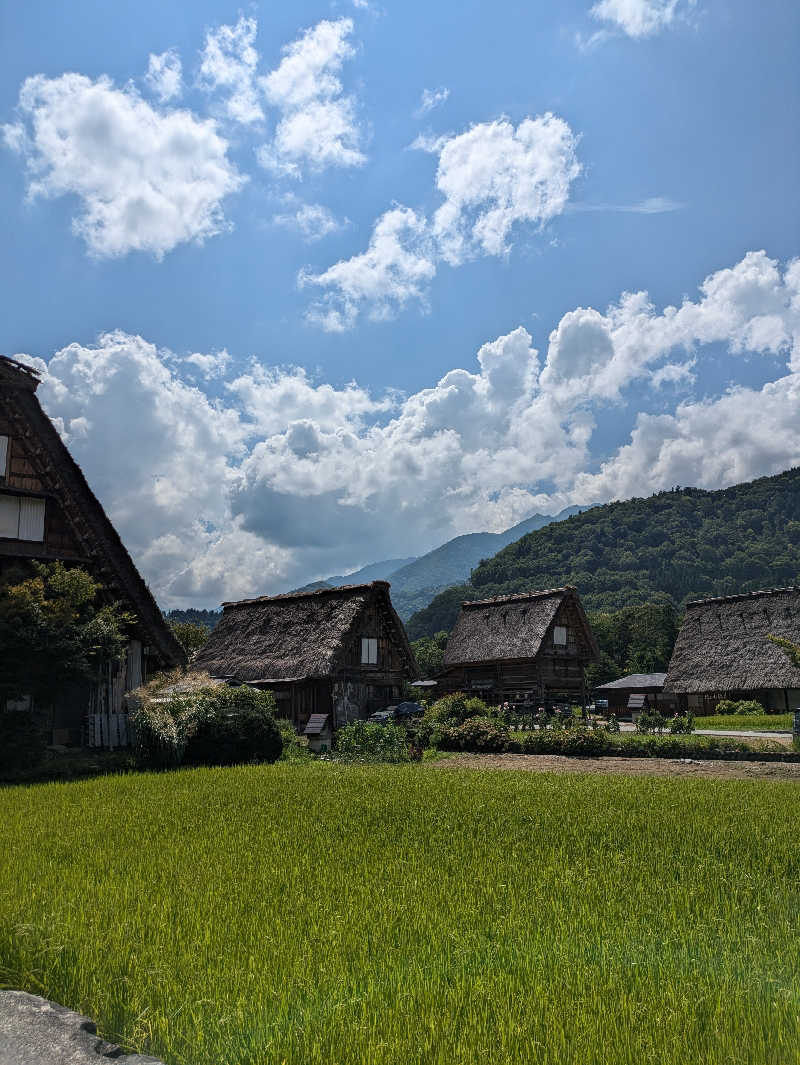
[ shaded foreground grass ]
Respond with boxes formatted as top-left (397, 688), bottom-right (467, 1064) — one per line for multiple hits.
top-left (693, 713), bottom-right (792, 733)
top-left (1, 764), bottom-right (799, 1065)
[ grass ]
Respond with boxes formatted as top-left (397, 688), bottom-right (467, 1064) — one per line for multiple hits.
top-left (693, 713), bottom-right (792, 732)
top-left (611, 732), bottom-right (788, 754)
top-left (1, 763), bottom-right (799, 1065)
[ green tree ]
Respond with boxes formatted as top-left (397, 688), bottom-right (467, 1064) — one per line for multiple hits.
top-left (0, 562), bottom-right (132, 704)
top-left (411, 630), bottom-right (449, 677)
top-left (170, 620), bottom-right (210, 660)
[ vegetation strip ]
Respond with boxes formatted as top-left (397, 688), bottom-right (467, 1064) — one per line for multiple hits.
top-left (1, 763), bottom-right (799, 1065)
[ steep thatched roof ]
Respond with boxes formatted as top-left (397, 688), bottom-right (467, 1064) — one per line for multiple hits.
top-left (442, 586), bottom-right (599, 667)
top-left (664, 587), bottom-right (800, 693)
top-left (0, 355), bottom-right (185, 667)
top-left (595, 673), bottom-right (666, 691)
top-left (193, 580), bottom-right (415, 683)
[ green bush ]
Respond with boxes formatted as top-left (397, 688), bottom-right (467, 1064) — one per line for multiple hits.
top-left (335, 720), bottom-right (410, 763)
top-left (0, 712), bottom-right (47, 776)
top-left (635, 710), bottom-right (669, 734)
top-left (507, 728), bottom-right (610, 757)
top-left (714, 699), bottom-right (764, 716)
top-left (439, 717), bottom-right (509, 753)
top-left (131, 684), bottom-right (282, 769)
top-left (130, 697), bottom-right (187, 768)
top-left (669, 713), bottom-right (695, 734)
top-left (424, 692), bottom-right (489, 726)
top-left (184, 687), bottom-right (282, 767)
top-left (276, 718), bottom-right (312, 762)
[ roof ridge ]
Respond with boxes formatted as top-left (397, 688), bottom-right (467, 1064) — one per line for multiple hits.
top-left (686, 586), bottom-right (800, 608)
top-left (0, 355), bottom-right (41, 390)
top-left (462, 586), bottom-right (576, 608)
top-left (223, 579), bottom-right (390, 609)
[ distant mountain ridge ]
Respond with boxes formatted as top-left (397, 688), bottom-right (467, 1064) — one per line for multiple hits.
top-left (165, 507), bottom-right (591, 623)
top-left (406, 467), bottom-right (800, 639)
top-left (290, 557), bottom-right (417, 595)
top-left (290, 506), bottom-right (587, 619)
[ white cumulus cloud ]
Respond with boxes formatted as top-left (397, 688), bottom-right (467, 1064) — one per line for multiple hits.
top-left (300, 207), bottom-right (436, 330)
top-left (2, 73), bottom-right (244, 259)
top-left (431, 115), bottom-right (581, 264)
top-left (540, 250), bottom-right (800, 405)
top-left (258, 18), bottom-right (365, 177)
top-left (304, 114), bottom-right (581, 328)
top-left (198, 15), bottom-right (263, 124)
top-left (23, 252), bottom-right (800, 606)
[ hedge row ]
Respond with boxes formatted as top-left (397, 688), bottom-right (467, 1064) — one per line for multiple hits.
top-left (434, 717), bottom-right (800, 761)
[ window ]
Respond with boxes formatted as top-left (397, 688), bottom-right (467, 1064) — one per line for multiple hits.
top-left (0, 435), bottom-right (7, 479)
top-left (553, 625), bottom-right (567, 646)
top-left (361, 637), bottom-right (378, 665)
top-left (6, 695), bottom-right (31, 712)
top-left (0, 494), bottom-right (45, 541)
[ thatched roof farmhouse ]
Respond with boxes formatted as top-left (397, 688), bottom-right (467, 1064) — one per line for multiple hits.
top-left (0, 355), bottom-right (185, 745)
top-left (438, 586), bottom-right (599, 706)
top-left (193, 581), bottom-right (417, 729)
top-left (664, 587), bottom-right (800, 712)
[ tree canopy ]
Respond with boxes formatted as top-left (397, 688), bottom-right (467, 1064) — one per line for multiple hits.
top-left (0, 562), bottom-right (132, 703)
top-left (169, 620), bottom-right (211, 660)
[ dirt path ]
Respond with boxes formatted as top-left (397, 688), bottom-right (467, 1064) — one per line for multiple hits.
top-left (431, 752), bottom-right (800, 781)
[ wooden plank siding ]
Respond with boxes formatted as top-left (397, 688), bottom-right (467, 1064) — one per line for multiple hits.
top-left (196, 581), bottom-right (417, 732)
top-left (438, 588), bottom-right (598, 707)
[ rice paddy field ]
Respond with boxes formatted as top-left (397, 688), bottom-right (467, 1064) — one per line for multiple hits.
top-left (693, 713), bottom-right (793, 732)
top-left (1, 763), bottom-right (799, 1065)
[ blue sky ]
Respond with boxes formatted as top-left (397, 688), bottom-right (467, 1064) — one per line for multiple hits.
top-left (1, 0), bottom-right (798, 606)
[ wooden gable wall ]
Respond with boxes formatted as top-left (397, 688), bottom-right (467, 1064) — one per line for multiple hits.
top-left (0, 413), bottom-right (85, 564)
top-left (439, 594), bottom-right (594, 705)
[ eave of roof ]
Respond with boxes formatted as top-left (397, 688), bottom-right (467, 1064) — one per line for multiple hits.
top-left (595, 673), bottom-right (667, 690)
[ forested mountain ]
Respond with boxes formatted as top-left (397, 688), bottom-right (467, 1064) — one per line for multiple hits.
top-left (165, 607), bottom-right (222, 630)
top-left (407, 467), bottom-right (800, 639)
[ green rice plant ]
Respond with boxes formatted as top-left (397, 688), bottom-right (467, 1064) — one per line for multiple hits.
top-left (693, 713), bottom-right (792, 732)
top-left (611, 732), bottom-right (787, 756)
top-left (1, 764), bottom-right (799, 1064)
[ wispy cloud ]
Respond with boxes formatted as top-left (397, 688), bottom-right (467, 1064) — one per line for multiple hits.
top-left (414, 87), bottom-right (449, 118)
top-left (579, 0), bottom-right (697, 46)
top-left (274, 202), bottom-right (346, 242)
top-left (568, 195), bottom-right (685, 214)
